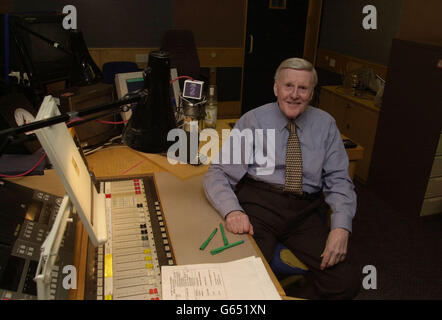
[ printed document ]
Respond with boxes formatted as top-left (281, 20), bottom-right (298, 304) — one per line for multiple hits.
top-left (161, 256), bottom-right (281, 300)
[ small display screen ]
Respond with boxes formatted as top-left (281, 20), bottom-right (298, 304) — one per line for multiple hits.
top-left (183, 80), bottom-right (204, 100)
top-left (126, 78), bottom-right (144, 93)
top-left (25, 200), bottom-right (42, 222)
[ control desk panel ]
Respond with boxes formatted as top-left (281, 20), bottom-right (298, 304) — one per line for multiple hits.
top-left (0, 180), bottom-right (77, 300)
top-left (84, 176), bottom-right (175, 300)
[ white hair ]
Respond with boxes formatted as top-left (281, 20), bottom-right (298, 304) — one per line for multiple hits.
top-left (274, 58), bottom-right (318, 87)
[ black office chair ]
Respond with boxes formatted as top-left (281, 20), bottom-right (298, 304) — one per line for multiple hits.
top-left (102, 61), bottom-right (141, 85)
top-left (271, 203), bottom-right (331, 288)
top-left (271, 243), bottom-right (309, 287)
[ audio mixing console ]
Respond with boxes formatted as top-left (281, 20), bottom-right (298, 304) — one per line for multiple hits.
top-left (84, 176), bottom-right (175, 300)
top-left (0, 180), bottom-right (77, 300)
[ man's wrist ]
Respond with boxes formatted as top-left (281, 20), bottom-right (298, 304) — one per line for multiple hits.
top-left (226, 210), bottom-right (244, 219)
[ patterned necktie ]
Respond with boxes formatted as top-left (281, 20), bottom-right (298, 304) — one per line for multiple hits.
top-left (284, 121), bottom-right (303, 194)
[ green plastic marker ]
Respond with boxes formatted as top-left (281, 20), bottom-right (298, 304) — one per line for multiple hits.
top-left (220, 223), bottom-right (229, 246)
top-left (210, 240), bottom-right (245, 255)
top-left (199, 228), bottom-right (218, 250)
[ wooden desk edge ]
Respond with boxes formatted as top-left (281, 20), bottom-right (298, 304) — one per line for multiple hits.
top-left (248, 235), bottom-right (306, 300)
top-left (68, 221), bottom-right (88, 300)
top-left (247, 235), bottom-right (286, 298)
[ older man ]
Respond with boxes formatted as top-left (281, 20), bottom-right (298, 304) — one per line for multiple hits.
top-left (203, 58), bottom-right (360, 299)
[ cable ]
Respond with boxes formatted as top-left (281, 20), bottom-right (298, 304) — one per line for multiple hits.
top-left (66, 118), bottom-right (84, 126)
top-left (83, 135), bottom-right (122, 156)
top-left (170, 76), bottom-right (194, 84)
top-left (67, 116), bottom-right (128, 126)
top-left (121, 159), bottom-right (147, 175)
top-left (96, 119), bottom-right (128, 125)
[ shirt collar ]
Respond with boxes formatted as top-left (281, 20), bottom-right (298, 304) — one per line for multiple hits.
top-left (273, 102), bottom-right (311, 133)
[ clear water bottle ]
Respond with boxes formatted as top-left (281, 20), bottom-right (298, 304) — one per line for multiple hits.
top-left (205, 85), bottom-right (218, 129)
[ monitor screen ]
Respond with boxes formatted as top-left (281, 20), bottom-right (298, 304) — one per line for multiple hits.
top-left (126, 77), bottom-right (144, 93)
top-left (182, 80), bottom-right (204, 100)
top-left (115, 71), bottom-right (144, 121)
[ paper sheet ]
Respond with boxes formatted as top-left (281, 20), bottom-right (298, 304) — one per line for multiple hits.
top-left (161, 256), bottom-right (281, 300)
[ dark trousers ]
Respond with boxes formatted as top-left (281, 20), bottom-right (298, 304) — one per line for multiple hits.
top-left (236, 178), bottom-right (361, 299)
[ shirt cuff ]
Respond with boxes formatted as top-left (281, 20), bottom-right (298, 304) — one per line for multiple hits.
top-left (330, 212), bottom-right (353, 233)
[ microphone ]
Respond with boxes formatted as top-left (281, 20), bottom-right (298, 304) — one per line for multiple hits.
top-left (122, 51), bottom-right (177, 153)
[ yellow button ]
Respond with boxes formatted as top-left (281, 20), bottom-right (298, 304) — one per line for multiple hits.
top-left (146, 263), bottom-right (153, 269)
top-left (145, 256), bottom-right (152, 261)
top-left (144, 249), bottom-right (151, 254)
top-left (105, 295), bottom-right (112, 300)
top-left (104, 254), bottom-right (113, 278)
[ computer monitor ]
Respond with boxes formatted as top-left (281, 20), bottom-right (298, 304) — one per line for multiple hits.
top-left (115, 71), bottom-right (144, 121)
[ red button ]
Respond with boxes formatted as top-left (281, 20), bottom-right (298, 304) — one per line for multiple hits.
top-left (106, 194), bottom-right (111, 198)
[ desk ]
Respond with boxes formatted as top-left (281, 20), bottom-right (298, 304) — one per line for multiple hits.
top-left (6, 118), bottom-right (363, 300)
top-left (8, 146), bottom-right (286, 299)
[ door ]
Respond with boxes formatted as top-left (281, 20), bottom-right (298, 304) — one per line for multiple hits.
top-left (242, 0), bottom-right (309, 114)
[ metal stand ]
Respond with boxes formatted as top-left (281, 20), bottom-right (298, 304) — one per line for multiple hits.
top-left (179, 95), bottom-right (207, 165)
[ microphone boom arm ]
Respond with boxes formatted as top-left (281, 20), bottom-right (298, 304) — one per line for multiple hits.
top-left (0, 94), bottom-right (141, 156)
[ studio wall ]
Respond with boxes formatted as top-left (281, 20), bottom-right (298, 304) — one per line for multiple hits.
top-left (318, 0), bottom-right (403, 65)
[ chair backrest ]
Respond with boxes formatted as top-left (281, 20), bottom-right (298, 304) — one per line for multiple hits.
top-left (160, 29), bottom-right (200, 83)
top-left (102, 61), bottom-right (140, 85)
top-left (271, 242), bottom-right (308, 275)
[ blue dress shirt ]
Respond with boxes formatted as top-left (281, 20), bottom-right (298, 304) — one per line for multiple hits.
top-left (203, 102), bottom-right (357, 232)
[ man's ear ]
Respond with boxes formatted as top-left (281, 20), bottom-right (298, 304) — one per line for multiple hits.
top-left (308, 87), bottom-right (315, 101)
top-left (273, 81), bottom-right (278, 97)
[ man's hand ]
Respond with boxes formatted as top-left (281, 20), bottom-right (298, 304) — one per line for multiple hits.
top-left (320, 228), bottom-right (349, 270)
top-left (225, 210), bottom-right (254, 235)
